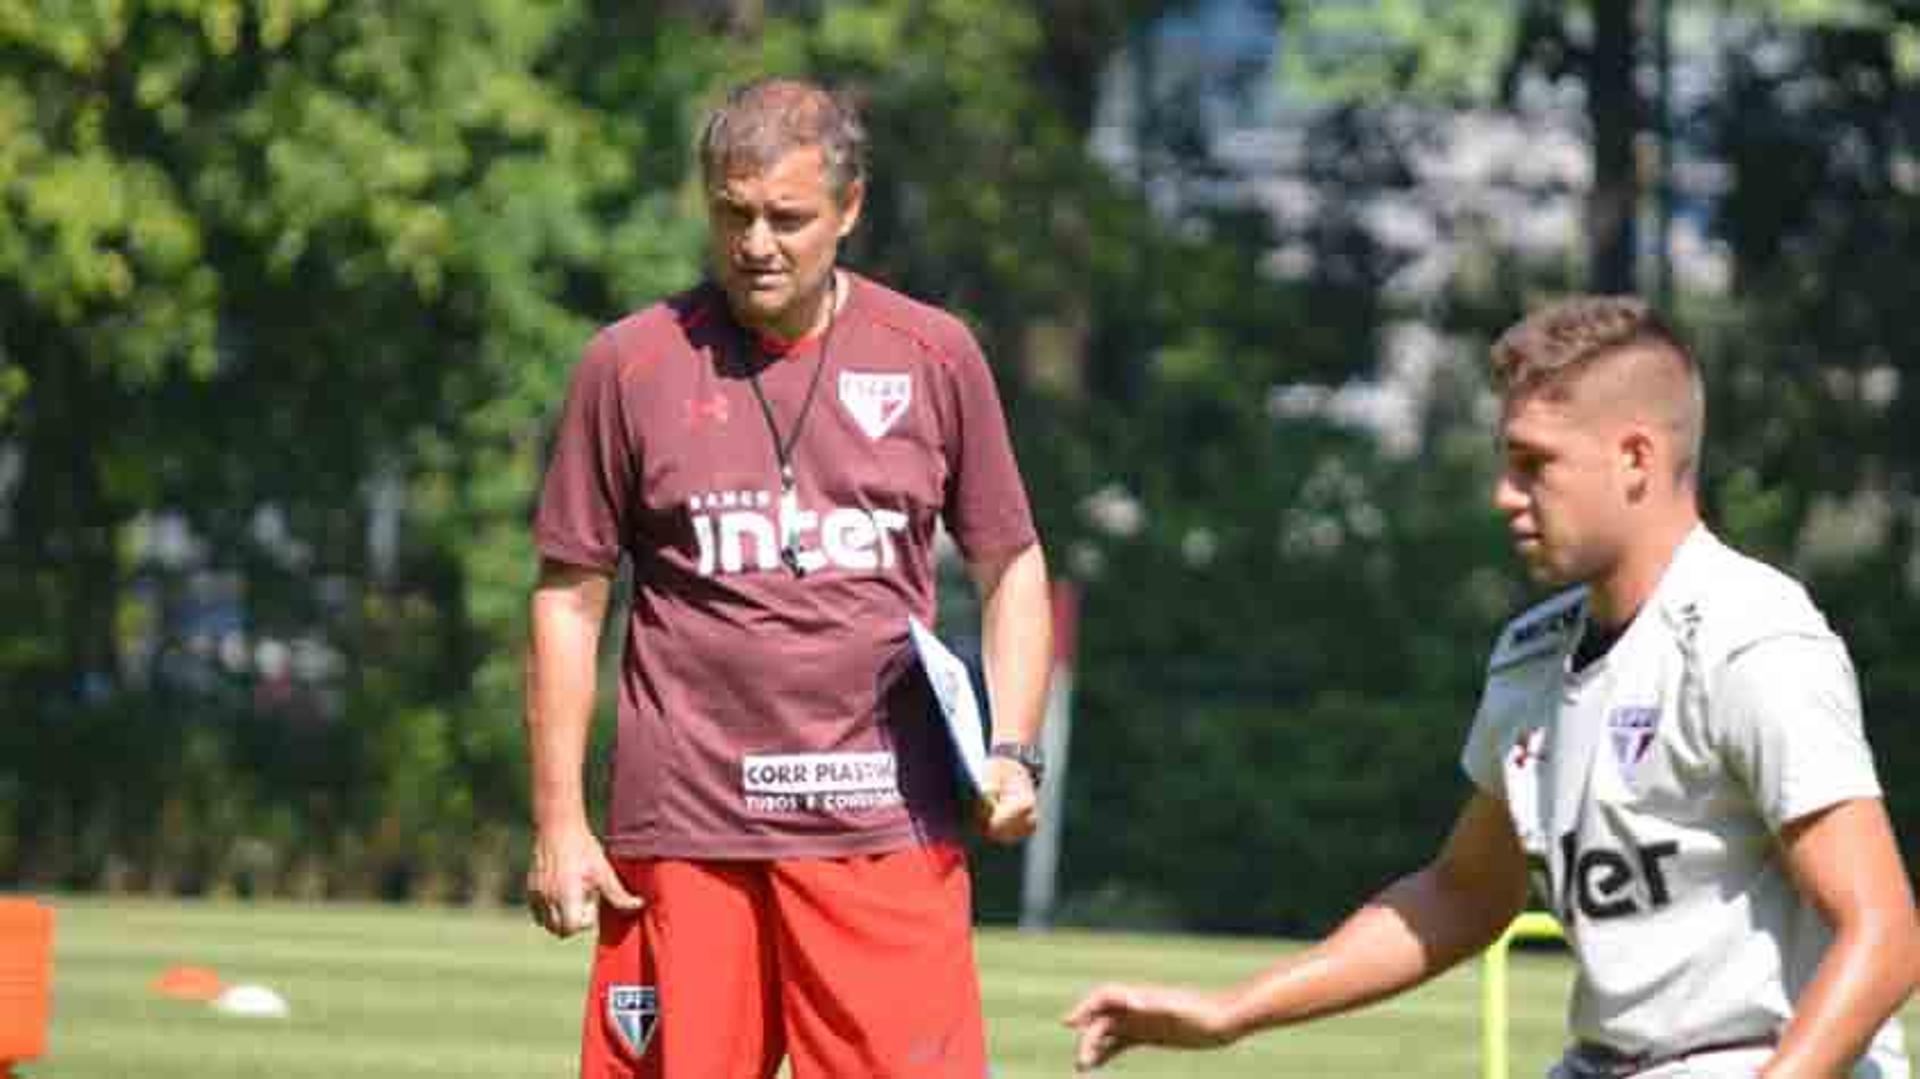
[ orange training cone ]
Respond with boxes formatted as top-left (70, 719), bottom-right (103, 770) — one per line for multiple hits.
top-left (0, 899), bottom-right (54, 1076)
top-left (151, 965), bottom-right (225, 1002)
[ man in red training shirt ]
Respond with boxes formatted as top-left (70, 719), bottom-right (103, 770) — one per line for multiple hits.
top-left (524, 76), bottom-right (1054, 1079)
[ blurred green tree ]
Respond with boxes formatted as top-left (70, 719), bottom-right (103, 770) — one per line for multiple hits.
top-left (0, 0), bottom-right (709, 895)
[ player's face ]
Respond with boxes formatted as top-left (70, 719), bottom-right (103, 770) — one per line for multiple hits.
top-left (1494, 389), bottom-right (1631, 587)
top-left (707, 145), bottom-right (863, 341)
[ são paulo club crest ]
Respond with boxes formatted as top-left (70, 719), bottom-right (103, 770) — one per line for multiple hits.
top-left (1607, 706), bottom-right (1660, 783)
top-left (839, 371), bottom-right (912, 440)
top-left (607, 984), bottom-right (658, 1058)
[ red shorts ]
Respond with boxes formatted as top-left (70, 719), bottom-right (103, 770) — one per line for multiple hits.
top-left (578, 843), bottom-right (985, 1079)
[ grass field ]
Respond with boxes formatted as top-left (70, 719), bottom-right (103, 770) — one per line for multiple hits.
top-left (17, 894), bottom-right (1890, 1078)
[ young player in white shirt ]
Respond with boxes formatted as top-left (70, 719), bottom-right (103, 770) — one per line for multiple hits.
top-left (1065, 296), bottom-right (1919, 1077)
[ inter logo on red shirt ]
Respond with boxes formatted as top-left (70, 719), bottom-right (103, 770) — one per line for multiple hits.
top-left (689, 489), bottom-right (908, 576)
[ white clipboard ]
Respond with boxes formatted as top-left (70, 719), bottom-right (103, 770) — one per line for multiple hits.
top-left (907, 616), bottom-right (990, 800)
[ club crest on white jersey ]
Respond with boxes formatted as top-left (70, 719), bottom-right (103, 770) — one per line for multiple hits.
top-left (839, 371), bottom-right (911, 440)
top-left (1607, 705), bottom-right (1660, 786)
top-left (607, 984), bottom-right (658, 1057)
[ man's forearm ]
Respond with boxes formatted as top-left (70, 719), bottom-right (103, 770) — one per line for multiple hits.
top-left (1221, 865), bottom-right (1514, 1039)
top-left (975, 543), bottom-right (1052, 744)
top-left (525, 576), bottom-right (609, 833)
top-left (524, 651), bottom-right (594, 832)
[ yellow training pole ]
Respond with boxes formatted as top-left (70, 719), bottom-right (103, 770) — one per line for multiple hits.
top-left (1481, 911), bottom-right (1565, 1079)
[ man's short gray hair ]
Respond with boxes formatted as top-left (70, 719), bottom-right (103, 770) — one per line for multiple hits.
top-left (699, 77), bottom-right (868, 203)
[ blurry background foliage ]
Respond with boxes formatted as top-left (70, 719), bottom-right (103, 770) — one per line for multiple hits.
top-left (6, 0), bottom-right (1920, 935)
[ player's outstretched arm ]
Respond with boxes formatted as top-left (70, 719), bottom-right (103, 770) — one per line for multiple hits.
top-left (968, 541), bottom-right (1052, 843)
top-left (523, 559), bottom-right (642, 938)
top-left (1761, 797), bottom-right (1920, 1078)
top-left (1065, 791), bottom-right (1528, 1071)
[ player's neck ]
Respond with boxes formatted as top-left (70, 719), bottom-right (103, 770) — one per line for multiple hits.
top-left (1588, 506), bottom-right (1701, 631)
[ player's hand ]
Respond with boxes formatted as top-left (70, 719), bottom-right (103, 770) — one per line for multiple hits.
top-left (525, 821), bottom-right (643, 939)
top-left (976, 755), bottom-right (1038, 843)
top-left (1063, 983), bottom-right (1238, 1070)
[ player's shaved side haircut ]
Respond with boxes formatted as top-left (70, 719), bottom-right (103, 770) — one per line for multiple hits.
top-left (1492, 295), bottom-right (1706, 485)
top-left (699, 77), bottom-right (868, 205)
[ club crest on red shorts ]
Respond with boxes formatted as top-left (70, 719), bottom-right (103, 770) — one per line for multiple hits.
top-left (608, 984), bottom-right (658, 1057)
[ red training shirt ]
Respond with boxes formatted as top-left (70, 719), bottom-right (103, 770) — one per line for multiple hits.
top-left (534, 272), bottom-right (1038, 859)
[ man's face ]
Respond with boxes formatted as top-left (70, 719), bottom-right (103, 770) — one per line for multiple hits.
top-left (707, 145), bottom-right (862, 340)
top-left (1493, 388), bottom-right (1632, 587)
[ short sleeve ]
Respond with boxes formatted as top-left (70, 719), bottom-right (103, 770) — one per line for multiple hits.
top-left (533, 332), bottom-right (637, 572)
top-left (1460, 682), bottom-right (1512, 802)
top-left (1713, 634), bottom-right (1883, 831)
top-left (937, 326), bottom-right (1037, 560)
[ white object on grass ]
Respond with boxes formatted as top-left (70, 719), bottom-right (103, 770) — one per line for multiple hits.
top-left (211, 983), bottom-right (291, 1019)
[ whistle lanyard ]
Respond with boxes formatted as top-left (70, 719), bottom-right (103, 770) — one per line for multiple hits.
top-left (741, 273), bottom-right (838, 575)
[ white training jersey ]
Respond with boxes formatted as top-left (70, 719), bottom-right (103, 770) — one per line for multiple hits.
top-left (1461, 527), bottom-right (1902, 1073)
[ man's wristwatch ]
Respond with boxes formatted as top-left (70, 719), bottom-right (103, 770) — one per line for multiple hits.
top-left (988, 741), bottom-right (1045, 788)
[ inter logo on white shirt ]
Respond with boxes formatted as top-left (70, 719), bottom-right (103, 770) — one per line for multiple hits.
top-left (839, 371), bottom-right (911, 440)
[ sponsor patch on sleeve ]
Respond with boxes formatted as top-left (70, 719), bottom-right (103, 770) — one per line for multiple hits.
top-left (1490, 589), bottom-right (1587, 672)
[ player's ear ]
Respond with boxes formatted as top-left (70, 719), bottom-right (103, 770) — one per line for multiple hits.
top-left (1620, 426), bottom-right (1657, 499)
top-left (835, 178), bottom-right (865, 238)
